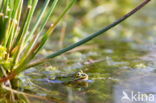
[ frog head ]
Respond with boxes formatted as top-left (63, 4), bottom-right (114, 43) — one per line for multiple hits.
top-left (74, 70), bottom-right (88, 81)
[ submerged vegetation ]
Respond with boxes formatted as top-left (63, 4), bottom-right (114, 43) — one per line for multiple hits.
top-left (0, 0), bottom-right (152, 102)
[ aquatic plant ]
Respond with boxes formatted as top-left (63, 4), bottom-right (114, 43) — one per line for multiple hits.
top-left (0, 0), bottom-right (150, 84)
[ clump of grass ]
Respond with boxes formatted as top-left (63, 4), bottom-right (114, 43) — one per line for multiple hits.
top-left (0, 0), bottom-right (150, 83)
top-left (0, 0), bottom-right (76, 82)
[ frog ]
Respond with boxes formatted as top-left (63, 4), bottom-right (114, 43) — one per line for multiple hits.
top-left (49, 70), bottom-right (88, 84)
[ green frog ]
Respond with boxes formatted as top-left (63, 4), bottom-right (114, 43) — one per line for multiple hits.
top-left (51, 70), bottom-right (88, 84)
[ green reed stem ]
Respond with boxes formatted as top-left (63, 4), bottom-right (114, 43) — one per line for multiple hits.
top-left (32, 0), bottom-right (77, 55)
top-left (27, 0), bottom-right (151, 68)
top-left (14, 0), bottom-right (76, 73)
top-left (13, 0), bottom-right (38, 64)
top-left (19, 0), bottom-right (58, 64)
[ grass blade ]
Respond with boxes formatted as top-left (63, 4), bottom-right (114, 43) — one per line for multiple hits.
top-left (25, 0), bottom-right (51, 43)
top-left (14, 0), bottom-right (76, 73)
top-left (18, 0), bottom-right (59, 66)
top-left (31, 0), bottom-right (77, 57)
top-left (12, 0), bottom-right (38, 66)
top-left (27, 0), bottom-right (151, 68)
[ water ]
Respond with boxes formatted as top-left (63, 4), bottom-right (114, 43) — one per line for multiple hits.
top-left (22, 41), bottom-right (155, 103)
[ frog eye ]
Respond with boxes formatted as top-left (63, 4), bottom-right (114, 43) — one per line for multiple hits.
top-left (78, 72), bottom-right (82, 75)
top-left (76, 72), bottom-right (81, 77)
top-left (81, 73), bottom-right (86, 76)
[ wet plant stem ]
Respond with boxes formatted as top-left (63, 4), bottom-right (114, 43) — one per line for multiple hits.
top-left (0, 66), bottom-right (15, 102)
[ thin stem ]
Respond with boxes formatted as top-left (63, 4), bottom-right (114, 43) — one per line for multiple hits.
top-left (27, 0), bottom-right (151, 68)
top-left (2, 85), bottom-right (65, 103)
top-left (14, 0), bottom-right (76, 73)
top-left (32, 0), bottom-right (77, 56)
top-left (25, 0), bottom-right (50, 42)
top-left (1, 66), bottom-right (15, 102)
top-left (13, 0), bottom-right (38, 64)
top-left (19, 0), bottom-right (59, 64)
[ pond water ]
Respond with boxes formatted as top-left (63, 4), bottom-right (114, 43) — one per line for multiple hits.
top-left (23, 41), bottom-right (153, 103)
top-left (1, 0), bottom-right (156, 103)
